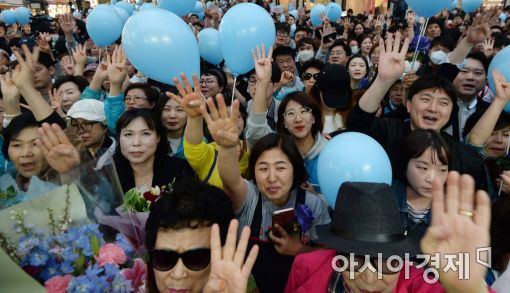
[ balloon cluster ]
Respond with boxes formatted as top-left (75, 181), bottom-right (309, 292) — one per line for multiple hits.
top-left (0, 6), bottom-right (32, 26)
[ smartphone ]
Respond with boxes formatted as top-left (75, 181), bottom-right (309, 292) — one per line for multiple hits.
top-left (323, 32), bottom-right (337, 43)
top-left (272, 208), bottom-right (299, 238)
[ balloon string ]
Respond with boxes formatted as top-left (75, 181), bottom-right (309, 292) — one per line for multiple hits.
top-left (231, 75), bottom-right (237, 106)
top-left (409, 17), bottom-right (429, 75)
top-left (498, 134), bottom-right (510, 195)
top-left (98, 47), bottom-right (102, 64)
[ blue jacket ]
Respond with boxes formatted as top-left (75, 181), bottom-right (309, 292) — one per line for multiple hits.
top-left (392, 180), bottom-right (431, 238)
top-left (81, 87), bottom-right (125, 136)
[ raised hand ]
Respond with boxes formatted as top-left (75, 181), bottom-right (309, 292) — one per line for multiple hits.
top-left (465, 10), bottom-right (496, 44)
top-left (48, 88), bottom-right (65, 117)
top-left (406, 11), bottom-right (416, 26)
top-left (106, 45), bottom-right (127, 86)
top-left (72, 44), bottom-right (88, 67)
top-left (279, 71), bottom-right (294, 87)
top-left (36, 123), bottom-right (81, 174)
top-left (492, 70), bottom-right (510, 103)
top-left (11, 45), bottom-right (38, 89)
top-left (60, 55), bottom-right (75, 76)
top-left (167, 73), bottom-right (204, 118)
top-left (36, 32), bottom-right (52, 57)
top-left (251, 44), bottom-right (273, 83)
top-left (376, 32), bottom-right (409, 83)
top-left (201, 95), bottom-right (241, 148)
top-left (203, 220), bottom-right (259, 293)
top-left (374, 15), bottom-right (385, 30)
top-left (482, 38), bottom-right (494, 57)
top-left (58, 13), bottom-right (75, 36)
top-left (0, 72), bottom-right (21, 103)
top-left (319, 22), bottom-right (335, 50)
top-left (420, 172), bottom-right (490, 293)
top-left (269, 224), bottom-right (304, 256)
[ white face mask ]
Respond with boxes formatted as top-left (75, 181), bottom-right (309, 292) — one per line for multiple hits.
top-left (297, 49), bottom-right (314, 62)
top-left (350, 46), bottom-right (359, 55)
top-left (430, 50), bottom-right (448, 65)
top-left (404, 60), bottom-right (421, 74)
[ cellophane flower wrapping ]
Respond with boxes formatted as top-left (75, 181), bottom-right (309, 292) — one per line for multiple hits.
top-left (0, 154), bottom-right (147, 292)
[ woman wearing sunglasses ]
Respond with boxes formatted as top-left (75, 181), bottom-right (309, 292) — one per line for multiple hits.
top-left (247, 45), bottom-right (328, 194)
top-left (201, 94), bottom-right (330, 292)
top-left (145, 179), bottom-right (258, 293)
top-left (286, 173), bottom-right (495, 293)
top-left (301, 59), bottom-right (324, 95)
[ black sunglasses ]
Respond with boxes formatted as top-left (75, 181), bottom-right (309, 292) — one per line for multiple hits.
top-left (149, 248), bottom-right (211, 272)
top-left (302, 72), bottom-right (320, 81)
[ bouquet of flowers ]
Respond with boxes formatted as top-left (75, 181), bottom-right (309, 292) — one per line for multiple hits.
top-left (95, 182), bottom-right (173, 253)
top-left (0, 208), bottom-right (146, 293)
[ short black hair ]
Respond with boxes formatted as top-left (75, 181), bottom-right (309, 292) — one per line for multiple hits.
top-left (329, 39), bottom-right (352, 56)
top-left (275, 22), bottom-right (290, 34)
top-left (2, 112), bottom-right (40, 160)
top-left (407, 75), bottom-right (458, 105)
top-left (248, 133), bottom-right (308, 189)
top-left (466, 51), bottom-right (489, 74)
top-left (296, 37), bottom-right (315, 51)
top-left (277, 91), bottom-right (323, 137)
top-left (430, 36), bottom-right (456, 52)
top-left (52, 75), bottom-right (89, 93)
top-left (38, 52), bottom-right (56, 69)
top-left (273, 45), bottom-right (296, 59)
top-left (124, 83), bottom-right (160, 106)
top-left (202, 68), bottom-right (227, 90)
top-left (463, 108), bottom-right (510, 138)
top-left (294, 25), bottom-right (310, 35)
top-left (301, 58), bottom-right (325, 73)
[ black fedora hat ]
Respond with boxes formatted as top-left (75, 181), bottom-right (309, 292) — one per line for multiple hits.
top-left (316, 182), bottom-right (422, 258)
top-left (315, 64), bottom-right (352, 110)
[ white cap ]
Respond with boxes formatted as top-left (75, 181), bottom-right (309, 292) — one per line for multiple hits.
top-left (67, 99), bottom-right (106, 123)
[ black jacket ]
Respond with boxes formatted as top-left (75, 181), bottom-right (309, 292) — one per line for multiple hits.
top-left (347, 104), bottom-right (489, 191)
top-left (116, 154), bottom-right (195, 193)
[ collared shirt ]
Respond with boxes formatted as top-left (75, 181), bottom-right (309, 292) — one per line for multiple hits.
top-left (457, 97), bottom-right (478, 140)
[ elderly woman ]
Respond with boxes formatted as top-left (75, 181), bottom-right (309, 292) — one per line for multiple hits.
top-left (145, 179), bottom-right (258, 293)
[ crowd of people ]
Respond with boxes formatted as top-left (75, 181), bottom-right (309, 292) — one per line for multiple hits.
top-left (1, 0), bottom-right (510, 292)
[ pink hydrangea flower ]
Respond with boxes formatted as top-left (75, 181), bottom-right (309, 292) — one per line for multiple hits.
top-left (44, 275), bottom-right (73, 293)
top-left (121, 258), bottom-right (147, 291)
top-left (95, 243), bottom-right (127, 267)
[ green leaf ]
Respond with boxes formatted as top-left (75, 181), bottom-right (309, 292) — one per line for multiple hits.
top-left (90, 236), bottom-right (100, 256)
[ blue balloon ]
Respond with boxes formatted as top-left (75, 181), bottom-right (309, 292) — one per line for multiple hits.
top-left (450, 0), bottom-right (458, 10)
top-left (325, 3), bottom-right (342, 22)
top-left (140, 3), bottom-right (156, 10)
top-left (86, 7), bottom-right (123, 47)
top-left (158, 0), bottom-right (195, 16)
top-left (122, 8), bottom-right (200, 85)
top-left (0, 10), bottom-right (16, 25)
top-left (111, 0), bottom-right (118, 4)
top-left (488, 46), bottom-right (510, 113)
top-left (317, 132), bottom-right (392, 207)
top-left (198, 28), bottom-right (223, 65)
top-left (310, 4), bottom-right (326, 26)
top-left (115, 1), bottom-right (134, 16)
top-left (115, 7), bottom-right (129, 24)
top-left (406, 0), bottom-right (448, 18)
top-left (462, 0), bottom-right (482, 13)
top-left (14, 7), bottom-right (31, 25)
top-left (219, 3), bottom-right (275, 76)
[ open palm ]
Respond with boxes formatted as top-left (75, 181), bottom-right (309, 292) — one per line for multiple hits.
top-left (492, 70), bottom-right (510, 102)
top-left (251, 44), bottom-right (273, 83)
top-left (376, 32), bottom-right (409, 83)
top-left (420, 172), bottom-right (490, 293)
top-left (204, 220), bottom-right (258, 293)
top-left (37, 123), bottom-right (81, 174)
top-left (201, 95), bottom-right (241, 148)
top-left (167, 73), bottom-right (204, 118)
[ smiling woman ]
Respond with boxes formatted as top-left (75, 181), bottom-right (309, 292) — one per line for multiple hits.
top-left (113, 108), bottom-right (194, 193)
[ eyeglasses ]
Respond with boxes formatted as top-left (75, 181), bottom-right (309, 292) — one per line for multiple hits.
top-left (149, 248), bottom-right (211, 272)
top-left (276, 59), bottom-right (294, 66)
top-left (283, 107), bottom-right (312, 120)
top-left (276, 31), bottom-right (289, 37)
top-left (336, 253), bottom-right (401, 275)
top-left (125, 95), bottom-right (148, 103)
top-left (69, 118), bottom-right (96, 133)
top-left (199, 79), bottom-right (217, 86)
top-left (302, 72), bottom-right (320, 81)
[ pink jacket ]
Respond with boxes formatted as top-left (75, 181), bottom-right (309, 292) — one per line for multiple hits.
top-left (285, 249), bottom-right (497, 293)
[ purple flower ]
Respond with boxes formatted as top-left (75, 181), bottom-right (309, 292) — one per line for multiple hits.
top-left (296, 204), bottom-right (315, 233)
